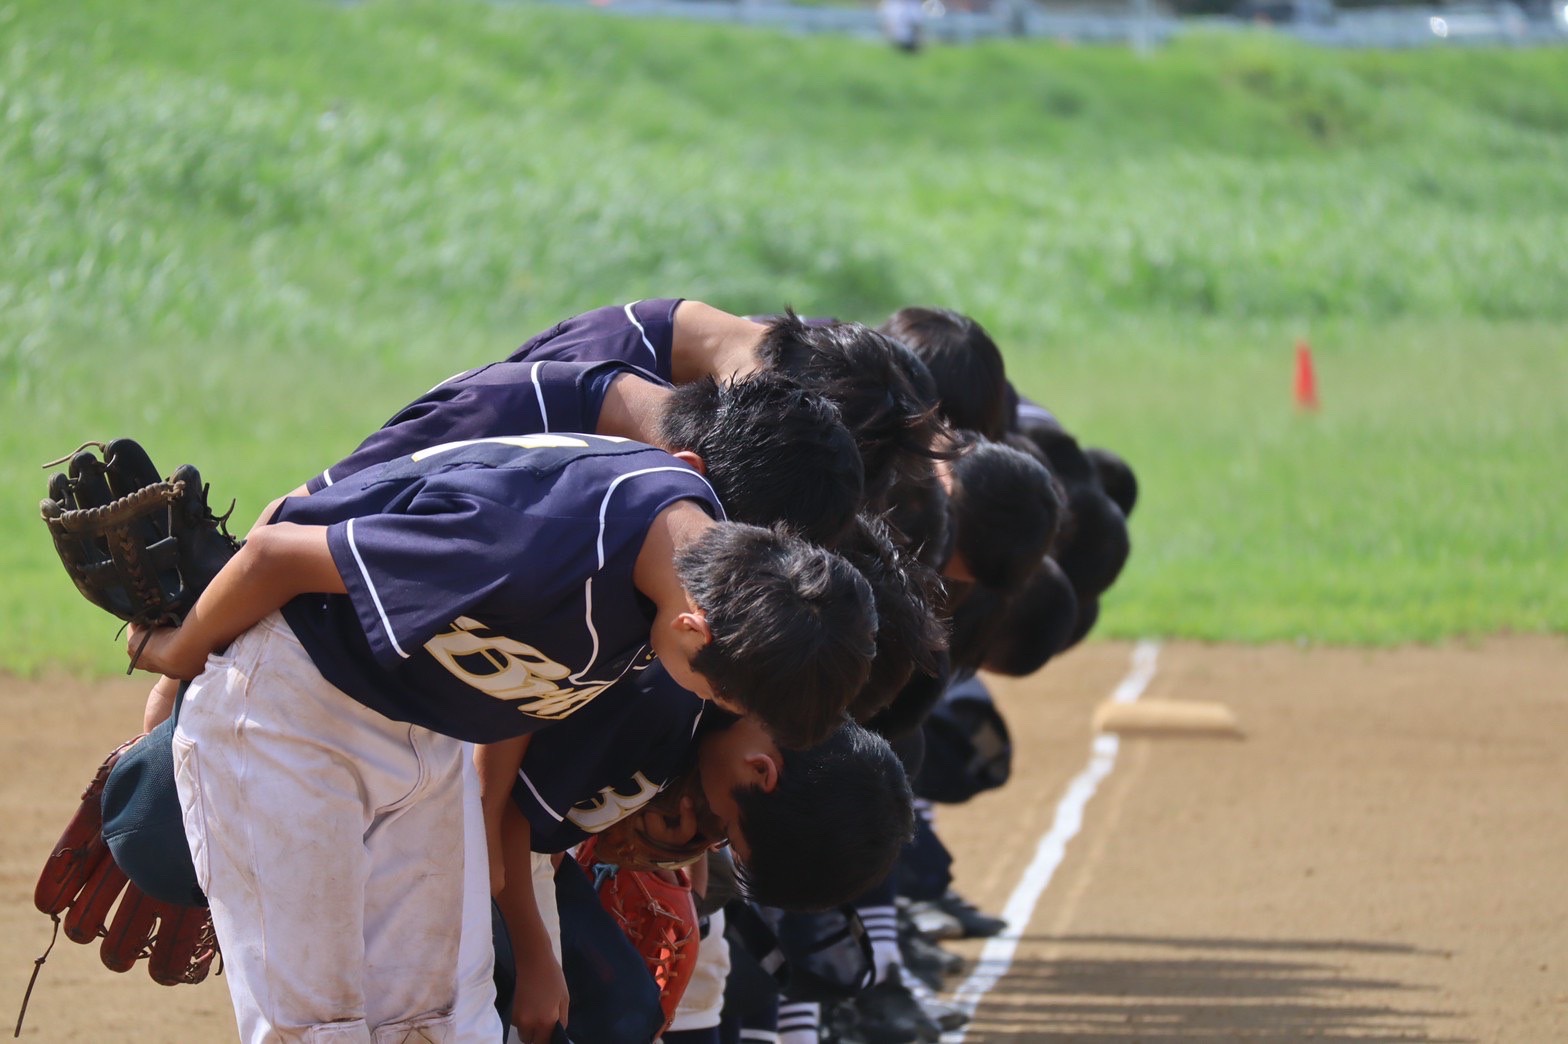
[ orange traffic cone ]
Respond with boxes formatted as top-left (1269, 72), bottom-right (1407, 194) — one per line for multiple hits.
top-left (1294, 341), bottom-right (1319, 411)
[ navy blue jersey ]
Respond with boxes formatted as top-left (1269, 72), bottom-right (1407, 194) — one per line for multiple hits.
top-left (513, 663), bottom-right (705, 853)
top-left (506, 299), bottom-right (683, 383)
top-left (308, 359), bottom-right (662, 493)
top-left (275, 435), bottom-right (724, 744)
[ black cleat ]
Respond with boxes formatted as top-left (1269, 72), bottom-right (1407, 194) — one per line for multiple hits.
top-left (935, 889), bottom-right (1008, 939)
top-left (852, 971), bottom-right (941, 1044)
top-left (899, 927), bottom-right (964, 991)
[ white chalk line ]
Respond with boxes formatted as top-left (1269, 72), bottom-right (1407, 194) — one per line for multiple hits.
top-left (942, 639), bottom-right (1161, 1041)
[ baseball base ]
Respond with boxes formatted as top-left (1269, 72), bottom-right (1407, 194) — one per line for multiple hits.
top-left (1092, 698), bottom-right (1243, 738)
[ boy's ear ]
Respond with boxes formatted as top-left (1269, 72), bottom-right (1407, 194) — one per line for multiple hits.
top-left (672, 450), bottom-right (707, 476)
top-left (744, 752), bottom-right (781, 794)
top-left (674, 609), bottom-right (713, 647)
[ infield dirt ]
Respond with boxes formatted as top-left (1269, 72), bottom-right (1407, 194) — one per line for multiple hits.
top-left (4, 637), bottom-right (1565, 1041)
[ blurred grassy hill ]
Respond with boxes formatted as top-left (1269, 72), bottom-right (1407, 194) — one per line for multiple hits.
top-left (4, 0), bottom-right (1566, 671)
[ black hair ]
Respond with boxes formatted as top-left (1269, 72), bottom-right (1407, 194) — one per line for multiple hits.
top-left (873, 460), bottom-right (953, 572)
top-left (884, 336), bottom-right (942, 414)
top-left (1065, 592), bottom-right (1100, 649)
top-left (864, 648), bottom-right (950, 742)
top-left (1001, 431), bottom-right (1069, 550)
top-left (1012, 423), bottom-right (1132, 599)
top-left (658, 373), bottom-right (864, 547)
top-left (946, 436), bottom-right (1062, 592)
top-left (755, 310), bottom-right (946, 502)
top-left (982, 556), bottom-right (1080, 677)
top-left (945, 583), bottom-right (1014, 674)
top-left (835, 514), bottom-right (948, 724)
top-left (1016, 418), bottom-right (1095, 493)
top-left (733, 720), bottom-right (915, 911)
top-left (1055, 489), bottom-right (1130, 600)
top-left (1085, 446), bottom-right (1138, 519)
top-left (878, 307), bottom-right (1010, 441)
top-left (676, 523), bottom-right (877, 750)
top-left (1001, 381), bottom-right (1021, 432)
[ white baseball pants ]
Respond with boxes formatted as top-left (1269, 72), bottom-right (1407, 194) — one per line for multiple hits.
top-left (668, 909), bottom-right (731, 1033)
top-left (174, 613), bottom-right (474, 1043)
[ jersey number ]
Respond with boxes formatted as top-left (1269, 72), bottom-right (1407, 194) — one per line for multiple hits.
top-left (566, 773), bottom-right (665, 833)
top-left (424, 616), bottom-right (612, 720)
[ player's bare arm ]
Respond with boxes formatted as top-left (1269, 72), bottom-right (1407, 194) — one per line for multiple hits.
top-left (245, 481), bottom-right (311, 538)
top-left (475, 735), bottom-right (532, 895)
top-left (126, 522), bottom-right (344, 680)
top-left (669, 301), bottom-right (764, 384)
top-left (494, 801), bottom-right (570, 1042)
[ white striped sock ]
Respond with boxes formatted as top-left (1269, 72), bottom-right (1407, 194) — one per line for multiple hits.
top-left (776, 1000), bottom-right (820, 1044)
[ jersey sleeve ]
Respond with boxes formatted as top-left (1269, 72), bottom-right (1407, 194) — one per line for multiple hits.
top-left (531, 359), bottom-right (667, 437)
top-left (627, 299), bottom-right (682, 379)
top-left (505, 300), bottom-right (684, 382)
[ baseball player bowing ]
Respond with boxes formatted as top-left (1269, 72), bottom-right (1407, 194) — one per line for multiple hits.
top-left (310, 359), bottom-right (865, 549)
top-left (138, 357), bottom-right (866, 735)
top-left (501, 298), bottom-right (943, 504)
top-left (481, 663), bottom-right (913, 1043)
top-left (127, 434), bottom-right (876, 1044)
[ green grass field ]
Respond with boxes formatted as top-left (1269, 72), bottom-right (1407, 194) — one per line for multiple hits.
top-left (4, 0), bottom-right (1566, 672)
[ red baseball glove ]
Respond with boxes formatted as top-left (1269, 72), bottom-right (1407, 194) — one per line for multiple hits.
top-left (576, 836), bottom-right (701, 1038)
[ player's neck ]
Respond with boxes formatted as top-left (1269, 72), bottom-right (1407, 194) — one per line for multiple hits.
top-left (633, 501), bottom-right (716, 613)
top-left (671, 301), bottom-right (764, 384)
top-left (598, 374), bottom-right (667, 444)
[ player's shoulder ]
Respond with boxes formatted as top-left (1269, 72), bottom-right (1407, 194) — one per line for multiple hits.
top-left (536, 357), bottom-right (668, 386)
top-left (426, 434), bottom-right (672, 474)
top-left (568, 439), bottom-right (717, 501)
top-left (402, 437), bottom-right (709, 536)
top-left (630, 298), bottom-right (684, 324)
top-left (345, 433), bottom-right (662, 490)
top-left (525, 299), bottom-right (682, 343)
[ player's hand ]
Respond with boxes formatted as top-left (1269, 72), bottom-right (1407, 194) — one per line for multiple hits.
top-left (510, 938), bottom-right (570, 1044)
top-left (142, 674), bottom-right (183, 732)
top-left (126, 622), bottom-right (209, 680)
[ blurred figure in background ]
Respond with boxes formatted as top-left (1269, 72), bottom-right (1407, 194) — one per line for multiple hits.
top-left (880, 0), bottom-right (926, 51)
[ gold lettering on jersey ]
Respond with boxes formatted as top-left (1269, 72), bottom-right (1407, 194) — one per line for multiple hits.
top-left (566, 773), bottom-right (665, 833)
top-left (411, 433), bottom-right (589, 462)
top-left (424, 616), bottom-right (611, 720)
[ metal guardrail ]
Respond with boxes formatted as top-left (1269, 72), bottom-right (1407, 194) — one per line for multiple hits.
top-left (540, 0), bottom-right (1568, 47)
top-left (1306, 4), bottom-right (1568, 46)
top-left (540, 0), bottom-right (1180, 45)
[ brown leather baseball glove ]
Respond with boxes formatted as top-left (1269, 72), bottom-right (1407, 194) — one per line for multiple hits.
top-left (40, 438), bottom-right (238, 668)
top-left (33, 738), bottom-right (219, 986)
